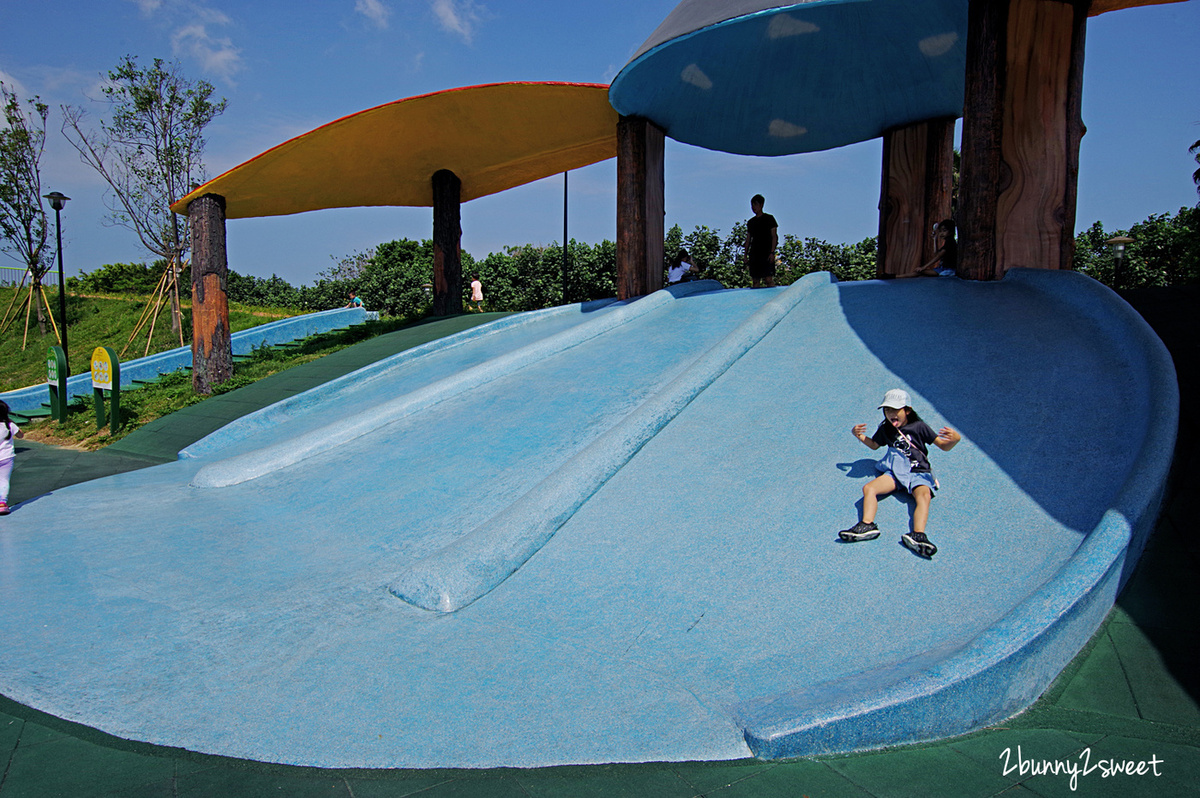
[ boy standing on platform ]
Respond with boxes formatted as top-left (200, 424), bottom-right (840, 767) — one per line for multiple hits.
top-left (744, 194), bottom-right (778, 288)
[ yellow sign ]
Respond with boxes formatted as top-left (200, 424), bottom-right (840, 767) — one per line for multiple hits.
top-left (91, 347), bottom-right (114, 390)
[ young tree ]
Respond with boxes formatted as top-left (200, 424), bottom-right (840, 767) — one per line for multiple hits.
top-left (0, 82), bottom-right (52, 335)
top-left (61, 56), bottom-right (226, 333)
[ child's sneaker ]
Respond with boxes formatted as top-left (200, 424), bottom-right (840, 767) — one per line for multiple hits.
top-left (901, 531), bottom-right (937, 558)
top-left (0, 501), bottom-right (9, 515)
top-left (839, 521), bottom-right (879, 541)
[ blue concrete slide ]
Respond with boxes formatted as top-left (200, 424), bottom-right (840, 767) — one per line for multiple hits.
top-left (0, 270), bottom-right (1177, 768)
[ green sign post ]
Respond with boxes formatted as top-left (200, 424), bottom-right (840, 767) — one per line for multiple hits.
top-left (46, 346), bottom-right (68, 421)
top-left (91, 346), bottom-right (121, 431)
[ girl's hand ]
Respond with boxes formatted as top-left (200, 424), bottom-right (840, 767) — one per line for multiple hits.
top-left (935, 426), bottom-right (960, 451)
top-left (852, 423), bottom-right (867, 441)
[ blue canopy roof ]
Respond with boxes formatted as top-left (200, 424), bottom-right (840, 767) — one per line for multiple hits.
top-left (609, 0), bottom-right (968, 156)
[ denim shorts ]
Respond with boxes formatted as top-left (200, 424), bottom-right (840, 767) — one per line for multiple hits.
top-left (876, 449), bottom-right (937, 495)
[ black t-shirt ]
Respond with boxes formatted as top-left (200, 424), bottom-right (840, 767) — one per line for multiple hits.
top-left (941, 238), bottom-right (958, 273)
top-left (873, 419), bottom-right (938, 472)
top-left (746, 213), bottom-right (778, 264)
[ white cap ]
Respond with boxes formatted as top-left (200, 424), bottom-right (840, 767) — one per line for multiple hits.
top-left (878, 389), bottom-right (911, 410)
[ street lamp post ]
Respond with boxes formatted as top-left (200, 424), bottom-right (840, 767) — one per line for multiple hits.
top-left (1106, 235), bottom-right (1134, 288)
top-left (44, 192), bottom-right (71, 373)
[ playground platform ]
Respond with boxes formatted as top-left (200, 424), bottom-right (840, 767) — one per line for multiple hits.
top-left (0, 277), bottom-right (1195, 796)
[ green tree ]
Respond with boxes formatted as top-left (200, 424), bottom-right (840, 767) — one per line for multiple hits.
top-left (0, 82), bottom-right (52, 334)
top-left (68, 259), bottom-right (181, 295)
top-left (565, 239), bottom-right (616, 304)
top-left (358, 238), bottom-right (438, 318)
top-left (680, 224), bottom-right (729, 284)
top-left (1075, 208), bottom-right (1200, 289)
top-left (61, 56), bottom-right (227, 333)
top-left (477, 245), bottom-right (561, 311)
top-left (225, 271), bottom-right (301, 308)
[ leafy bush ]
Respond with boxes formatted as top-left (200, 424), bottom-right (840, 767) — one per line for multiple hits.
top-left (666, 222), bottom-right (877, 287)
top-left (356, 238), bottom-right (438, 317)
top-left (67, 259), bottom-right (185, 294)
top-left (1075, 206), bottom-right (1200, 289)
top-left (226, 271), bottom-right (302, 308)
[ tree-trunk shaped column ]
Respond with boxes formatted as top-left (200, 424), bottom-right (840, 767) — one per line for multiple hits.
top-left (959, 0), bottom-right (1088, 280)
top-left (188, 192), bottom-right (232, 395)
top-left (432, 169), bottom-right (463, 317)
top-left (878, 118), bottom-right (956, 278)
top-left (616, 116), bottom-right (665, 300)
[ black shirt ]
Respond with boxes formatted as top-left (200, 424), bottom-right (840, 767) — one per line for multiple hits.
top-left (746, 213), bottom-right (778, 264)
top-left (872, 419), bottom-right (938, 473)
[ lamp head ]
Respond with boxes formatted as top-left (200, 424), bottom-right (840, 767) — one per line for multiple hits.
top-left (44, 191), bottom-right (71, 211)
top-left (1106, 235), bottom-right (1134, 254)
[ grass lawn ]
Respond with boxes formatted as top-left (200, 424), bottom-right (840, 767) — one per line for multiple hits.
top-left (3, 287), bottom-right (420, 450)
top-left (0, 284), bottom-right (299, 392)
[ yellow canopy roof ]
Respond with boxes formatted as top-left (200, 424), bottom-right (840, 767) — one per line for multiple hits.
top-left (172, 82), bottom-right (618, 219)
top-left (1089, 0), bottom-right (1186, 14)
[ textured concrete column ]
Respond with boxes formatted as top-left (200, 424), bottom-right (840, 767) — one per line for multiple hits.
top-left (188, 193), bottom-right (232, 395)
top-left (878, 117), bottom-right (956, 277)
top-left (959, 0), bottom-right (1088, 280)
top-left (432, 169), bottom-right (463, 317)
top-left (616, 116), bottom-right (665, 300)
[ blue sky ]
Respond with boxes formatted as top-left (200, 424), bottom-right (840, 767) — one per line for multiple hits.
top-left (2, 0), bottom-right (1197, 286)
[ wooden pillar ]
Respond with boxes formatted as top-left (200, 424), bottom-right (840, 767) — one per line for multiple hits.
top-left (432, 169), bottom-right (463, 316)
top-left (188, 193), bottom-right (232, 395)
top-left (958, 0), bottom-right (1088, 280)
top-left (878, 117), bottom-right (956, 278)
top-left (616, 116), bottom-right (665, 300)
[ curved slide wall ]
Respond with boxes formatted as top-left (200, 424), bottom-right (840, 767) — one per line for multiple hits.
top-left (0, 271), bottom-right (1177, 767)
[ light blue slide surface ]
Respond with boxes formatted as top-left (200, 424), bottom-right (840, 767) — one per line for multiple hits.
top-left (0, 270), bottom-right (1177, 768)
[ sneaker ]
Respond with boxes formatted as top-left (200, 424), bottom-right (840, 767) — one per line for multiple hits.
top-left (901, 531), bottom-right (937, 558)
top-left (0, 501), bottom-right (9, 515)
top-left (839, 521), bottom-right (879, 542)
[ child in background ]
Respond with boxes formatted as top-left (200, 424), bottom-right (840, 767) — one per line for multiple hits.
top-left (470, 275), bottom-right (484, 311)
top-left (839, 389), bottom-right (960, 557)
top-left (903, 218), bottom-right (957, 278)
top-left (668, 249), bottom-right (698, 284)
top-left (0, 400), bottom-right (25, 515)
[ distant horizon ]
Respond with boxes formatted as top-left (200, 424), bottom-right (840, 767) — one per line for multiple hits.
top-left (2, 1), bottom-right (1197, 286)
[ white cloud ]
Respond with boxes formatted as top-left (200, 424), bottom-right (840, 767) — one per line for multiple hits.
top-left (431, 0), bottom-right (487, 44)
top-left (0, 69), bottom-right (29, 97)
top-left (172, 7), bottom-right (242, 83)
top-left (121, 0), bottom-right (244, 83)
top-left (172, 21), bottom-right (243, 83)
top-left (356, 0), bottom-right (391, 29)
top-left (128, 0), bottom-right (164, 13)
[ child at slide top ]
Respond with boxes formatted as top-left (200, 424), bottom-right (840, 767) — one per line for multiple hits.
top-left (0, 400), bottom-right (24, 515)
top-left (840, 389), bottom-right (960, 557)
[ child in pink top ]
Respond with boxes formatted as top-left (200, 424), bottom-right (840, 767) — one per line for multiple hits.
top-left (0, 400), bottom-right (25, 515)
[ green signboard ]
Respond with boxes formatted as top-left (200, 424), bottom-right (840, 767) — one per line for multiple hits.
top-left (47, 346), bottom-right (68, 421)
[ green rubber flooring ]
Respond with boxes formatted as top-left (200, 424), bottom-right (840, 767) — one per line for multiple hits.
top-left (2, 300), bottom-right (1196, 797)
